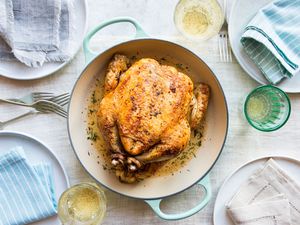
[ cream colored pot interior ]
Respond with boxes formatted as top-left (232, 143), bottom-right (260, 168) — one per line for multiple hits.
top-left (68, 39), bottom-right (228, 199)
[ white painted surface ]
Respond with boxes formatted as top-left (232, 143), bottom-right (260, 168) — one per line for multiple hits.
top-left (0, 1), bottom-right (299, 224)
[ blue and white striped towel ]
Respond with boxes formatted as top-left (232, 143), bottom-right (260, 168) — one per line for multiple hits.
top-left (241, 0), bottom-right (300, 84)
top-left (0, 147), bottom-right (57, 225)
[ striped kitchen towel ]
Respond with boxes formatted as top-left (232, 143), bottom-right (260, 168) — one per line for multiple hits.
top-left (241, 0), bottom-right (300, 84)
top-left (0, 147), bottom-right (57, 225)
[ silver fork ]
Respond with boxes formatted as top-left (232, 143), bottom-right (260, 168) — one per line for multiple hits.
top-left (0, 96), bottom-right (68, 128)
top-left (4, 100), bottom-right (68, 118)
top-left (218, 0), bottom-right (232, 62)
top-left (5, 92), bottom-right (55, 104)
top-left (1, 92), bottom-right (70, 107)
top-left (29, 100), bottom-right (68, 118)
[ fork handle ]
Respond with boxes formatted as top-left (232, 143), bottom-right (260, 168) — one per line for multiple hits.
top-left (0, 98), bottom-right (30, 106)
top-left (0, 111), bottom-right (35, 129)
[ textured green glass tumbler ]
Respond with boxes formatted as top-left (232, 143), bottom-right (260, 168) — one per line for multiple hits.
top-left (244, 85), bottom-right (291, 132)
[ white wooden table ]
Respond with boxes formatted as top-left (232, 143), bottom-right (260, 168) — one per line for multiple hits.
top-left (0, 1), bottom-right (299, 224)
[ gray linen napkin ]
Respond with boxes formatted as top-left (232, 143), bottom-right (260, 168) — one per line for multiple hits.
top-left (46, 0), bottom-right (75, 63)
top-left (0, 0), bottom-right (74, 67)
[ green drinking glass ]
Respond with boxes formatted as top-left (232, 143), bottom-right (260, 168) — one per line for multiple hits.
top-left (244, 85), bottom-right (291, 132)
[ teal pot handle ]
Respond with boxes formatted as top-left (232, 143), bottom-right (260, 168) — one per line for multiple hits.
top-left (145, 174), bottom-right (212, 220)
top-left (83, 17), bottom-right (148, 64)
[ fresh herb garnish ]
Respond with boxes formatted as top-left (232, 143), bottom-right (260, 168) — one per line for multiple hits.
top-left (175, 63), bottom-right (184, 70)
top-left (192, 152), bottom-right (196, 158)
top-left (91, 91), bottom-right (97, 104)
top-left (89, 109), bottom-right (96, 114)
top-left (87, 129), bottom-right (98, 141)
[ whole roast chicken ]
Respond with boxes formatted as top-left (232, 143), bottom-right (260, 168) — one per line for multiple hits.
top-left (97, 54), bottom-right (209, 183)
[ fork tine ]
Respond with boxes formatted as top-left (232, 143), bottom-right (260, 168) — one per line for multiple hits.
top-left (32, 92), bottom-right (53, 95)
top-left (52, 109), bottom-right (67, 118)
top-left (222, 35), bottom-right (227, 62)
top-left (32, 92), bottom-right (55, 101)
top-left (38, 93), bottom-right (55, 97)
top-left (55, 98), bottom-right (70, 106)
top-left (224, 35), bottom-right (229, 62)
top-left (50, 93), bottom-right (70, 102)
top-left (44, 104), bottom-right (67, 115)
top-left (220, 35), bottom-right (224, 62)
top-left (49, 93), bottom-right (69, 100)
top-left (45, 106), bottom-right (67, 118)
top-left (59, 112), bottom-right (68, 118)
top-left (50, 93), bottom-right (70, 106)
top-left (226, 34), bottom-right (231, 62)
top-left (34, 94), bottom-right (55, 98)
top-left (218, 34), bottom-right (223, 62)
top-left (45, 108), bottom-right (67, 118)
top-left (32, 92), bottom-right (54, 96)
top-left (51, 105), bottom-right (67, 116)
top-left (228, 37), bottom-right (233, 62)
top-left (44, 103), bottom-right (67, 115)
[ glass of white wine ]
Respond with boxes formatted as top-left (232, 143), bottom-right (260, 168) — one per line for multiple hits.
top-left (58, 183), bottom-right (106, 225)
top-left (244, 85), bottom-right (291, 132)
top-left (174, 0), bottom-right (224, 41)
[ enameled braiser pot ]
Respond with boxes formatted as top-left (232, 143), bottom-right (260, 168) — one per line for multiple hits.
top-left (68, 17), bottom-right (228, 220)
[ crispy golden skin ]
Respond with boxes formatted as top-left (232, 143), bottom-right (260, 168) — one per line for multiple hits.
top-left (97, 54), bottom-right (209, 182)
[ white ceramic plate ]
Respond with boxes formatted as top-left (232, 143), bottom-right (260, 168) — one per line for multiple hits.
top-left (0, 131), bottom-right (69, 225)
top-left (229, 0), bottom-right (300, 93)
top-left (213, 155), bottom-right (300, 225)
top-left (0, 0), bottom-right (88, 80)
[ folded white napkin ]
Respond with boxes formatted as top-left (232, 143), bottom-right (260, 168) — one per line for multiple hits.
top-left (226, 158), bottom-right (300, 225)
top-left (0, 0), bottom-right (75, 67)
